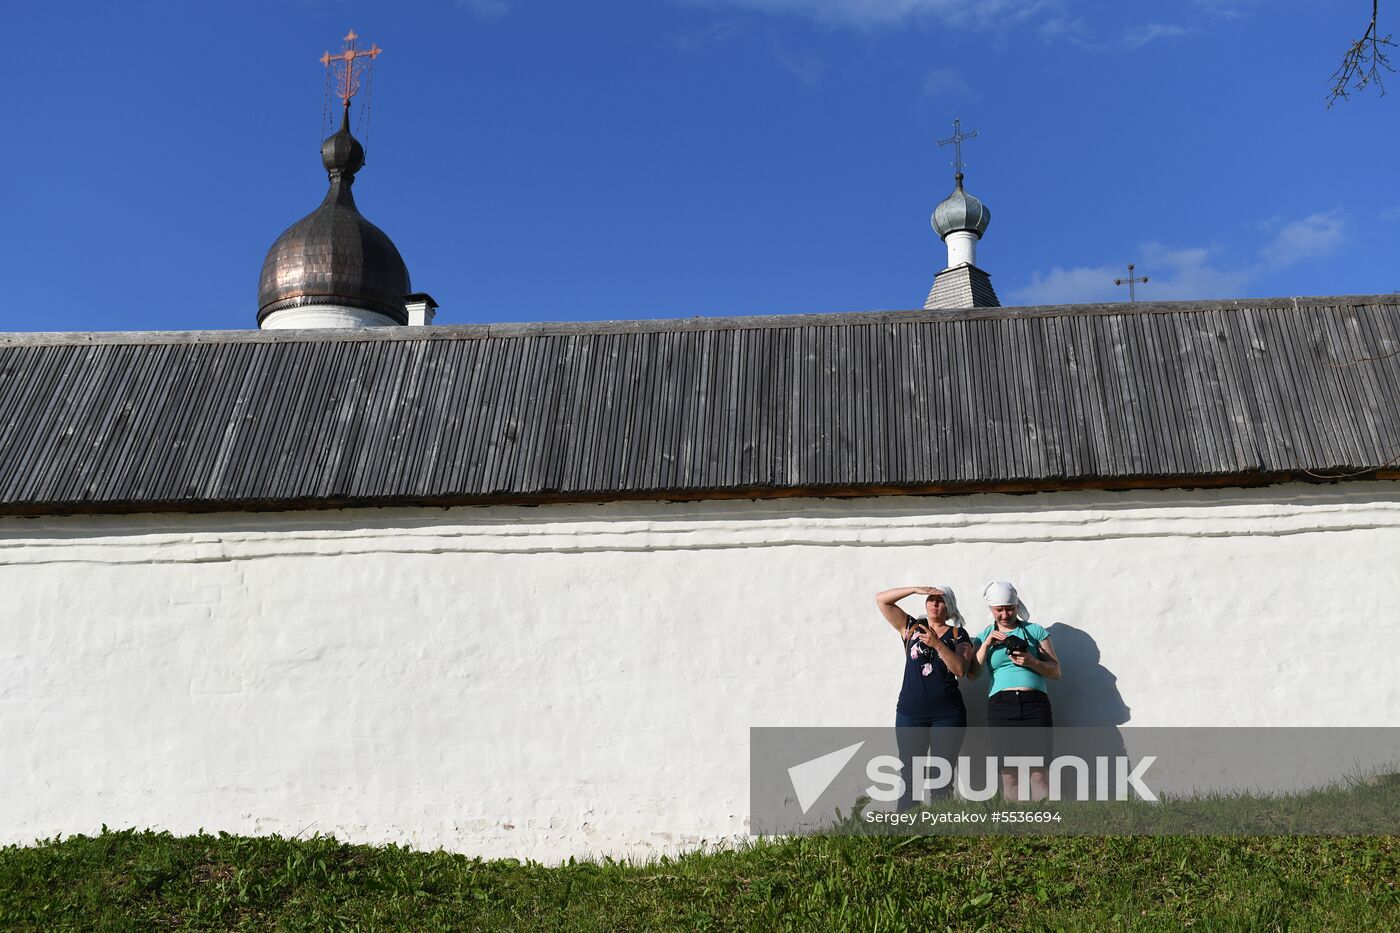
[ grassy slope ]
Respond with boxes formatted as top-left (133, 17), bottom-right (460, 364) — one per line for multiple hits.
top-left (1, 830), bottom-right (1396, 931)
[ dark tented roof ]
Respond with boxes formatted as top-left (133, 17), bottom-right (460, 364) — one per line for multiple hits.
top-left (2, 296), bottom-right (1398, 515)
top-left (925, 264), bottom-right (999, 311)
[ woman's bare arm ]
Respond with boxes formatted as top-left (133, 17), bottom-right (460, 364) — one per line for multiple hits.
top-left (1010, 635), bottom-right (1061, 680)
top-left (955, 641), bottom-right (976, 679)
top-left (927, 637), bottom-right (968, 677)
top-left (875, 586), bottom-right (935, 634)
top-left (970, 630), bottom-right (1007, 679)
top-left (1030, 636), bottom-right (1061, 680)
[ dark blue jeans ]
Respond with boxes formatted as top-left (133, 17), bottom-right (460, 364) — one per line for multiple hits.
top-left (894, 707), bottom-right (968, 810)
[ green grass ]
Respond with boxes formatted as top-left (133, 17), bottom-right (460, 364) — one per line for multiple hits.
top-left (1, 829), bottom-right (1396, 931)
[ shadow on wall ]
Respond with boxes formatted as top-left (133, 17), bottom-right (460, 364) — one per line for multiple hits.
top-left (1044, 623), bottom-right (1131, 729)
top-left (1050, 623), bottom-right (1132, 800)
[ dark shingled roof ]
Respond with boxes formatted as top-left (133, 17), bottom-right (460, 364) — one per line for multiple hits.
top-left (2, 296), bottom-right (1399, 515)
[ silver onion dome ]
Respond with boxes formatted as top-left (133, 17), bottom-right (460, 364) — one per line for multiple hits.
top-left (931, 172), bottom-right (991, 240)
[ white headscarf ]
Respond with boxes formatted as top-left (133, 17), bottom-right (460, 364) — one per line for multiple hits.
top-left (983, 580), bottom-right (1030, 622)
top-left (925, 585), bottom-right (964, 633)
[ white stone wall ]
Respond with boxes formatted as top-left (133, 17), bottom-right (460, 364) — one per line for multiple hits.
top-left (3, 482), bottom-right (1398, 861)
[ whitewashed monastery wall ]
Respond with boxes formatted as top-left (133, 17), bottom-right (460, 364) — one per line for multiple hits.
top-left (3, 482), bottom-right (1398, 862)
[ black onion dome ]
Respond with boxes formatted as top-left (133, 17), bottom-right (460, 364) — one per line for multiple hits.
top-left (258, 110), bottom-right (410, 325)
top-left (321, 119), bottom-right (365, 176)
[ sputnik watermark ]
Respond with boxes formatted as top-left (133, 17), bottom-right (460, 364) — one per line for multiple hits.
top-left (752, 727), bottom-right (1400, 836)
top-left (786, 741), bottom-right (867, 813)
top-left (785, 744), bottom-right (1157, 814)
top-left (860, 754), bottom-right (1158, 809)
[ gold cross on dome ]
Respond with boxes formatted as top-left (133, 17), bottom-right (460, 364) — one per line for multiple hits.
top-left (320, 29), bottom-right (382, 106)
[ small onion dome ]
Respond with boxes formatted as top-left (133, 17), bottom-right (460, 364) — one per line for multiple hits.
top-left (931, 172), bottom-right (991, 240)
top-left (257, 109), bottom-right (411, 325)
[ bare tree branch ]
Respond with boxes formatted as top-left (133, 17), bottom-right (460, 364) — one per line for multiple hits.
top-left (1329, 0), bottom-right (1396, 106)
top-left (1327, 348), bottom-right (1400, 367)
top-left (1301, 449), bottom-right (1400, 480)
top-left (1314, 327), bottom-right (1400, 477)
top-left (1329, 346), bottom-right (1400, 366)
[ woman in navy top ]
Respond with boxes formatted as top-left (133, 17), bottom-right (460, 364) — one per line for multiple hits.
top-left (876, 584), bottom-right (974, 810)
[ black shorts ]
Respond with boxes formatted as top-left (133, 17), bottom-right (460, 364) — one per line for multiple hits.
top-left (986, 690), bottom-right (1054, 762)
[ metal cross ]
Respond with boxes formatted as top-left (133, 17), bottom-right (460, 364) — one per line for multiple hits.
top-left (1114, 263), bottom-right (1149, 303)
top-left (937, 117), bottom-right (979, 175)
top-left (320, 29), bottom-right (382, 107)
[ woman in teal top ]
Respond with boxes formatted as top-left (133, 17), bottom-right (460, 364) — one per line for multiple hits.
top-left (971, 581), bottom-right (1061, 802)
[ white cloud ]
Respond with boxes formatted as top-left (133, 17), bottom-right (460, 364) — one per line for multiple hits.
top-left (1381, 205), bottom-right (1400, 222)
top-left (687, 0), bottom-right (1214, 54)
top-left (688, 0), bottom-right (1054, 29)
top-left (1258, 210), bottom-right (1346, 268)
top-left (461, 0), bottom-right (510, 22)
top-left (674, 17), bottom-right (750, 51)
top-left (1190, 0), bottom-right (1257, 19)
top-left (1037, 16), bottom-right (1087, 41)
top-left (672, 16), bottom-right (825, 85)
top-left (773, 46), bottom-right (826, 84)
top-left (922, 69), bottom-right (973, 99)
top-left (1123, 23), bottom-right (1193, 50)
top-left (1008, 246), bottom-right (1248, 306)
top-left (1136, 243), bottom-right (1252, 299)
top-left (1007, 211), bottom-right (1346, 306)
top-left (1009, 263), bottom-right (1124, 306)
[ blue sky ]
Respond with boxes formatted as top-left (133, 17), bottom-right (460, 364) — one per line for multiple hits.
top-left (3, 0), bottom-right (1397, 331)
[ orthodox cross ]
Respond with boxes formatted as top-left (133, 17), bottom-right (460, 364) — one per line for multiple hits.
top-left (321, 29), bottom-right (382, 107)
top-left (1114, 263), bottom-right (1149, 303)
top-left (937, 118), bottom-right (979, 176)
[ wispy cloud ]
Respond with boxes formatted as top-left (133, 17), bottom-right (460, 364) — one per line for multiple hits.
top-left (461, 0), bottom-right (510, 22)
top-left (1036, 15), bottom-right (1090, 43)
top-left (1008, 211), bottom-right (1347, 305)
top-left (1381, 205), bottom-right (1400, 222)
top-left (1009, 264), bottom-right (1124, 306)
top-left (1258, 210), bottom-right (1345, 267)
top-left (922, 69), bottom-right (973, 99)
top-left (689, 1), bottom-right (1215, 55)
top-left (1008, 246), bottom-right (1248, 306)
top-left (674, 17), bottom-right (750, 51)
top-left (1137, 243), bottom-right (1252, 299)
top-left (1190, 0), bottom-right (1258, 20)
top-left (1124, 23), bottom-right (1193, 50)
top-left (673, 16), bottom-right (826, 85)
top-left (687, 0), bottom-right (1056, 30)
top-left (772, 45), bottom-right (826, 84)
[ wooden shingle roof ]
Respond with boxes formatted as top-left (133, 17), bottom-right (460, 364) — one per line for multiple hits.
top-left (2, 296), bottom-right (1398, 515)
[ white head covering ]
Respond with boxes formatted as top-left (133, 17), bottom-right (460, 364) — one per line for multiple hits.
top-left (983, 580), bottom-right (1030, 621)
top-left (927, 585), bottom-right (963, 629)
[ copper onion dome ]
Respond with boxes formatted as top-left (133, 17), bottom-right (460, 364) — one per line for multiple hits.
top-left (257, 109), bottom-right (410, 325)
top-left (931, 172), bottom-right (991, 240)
